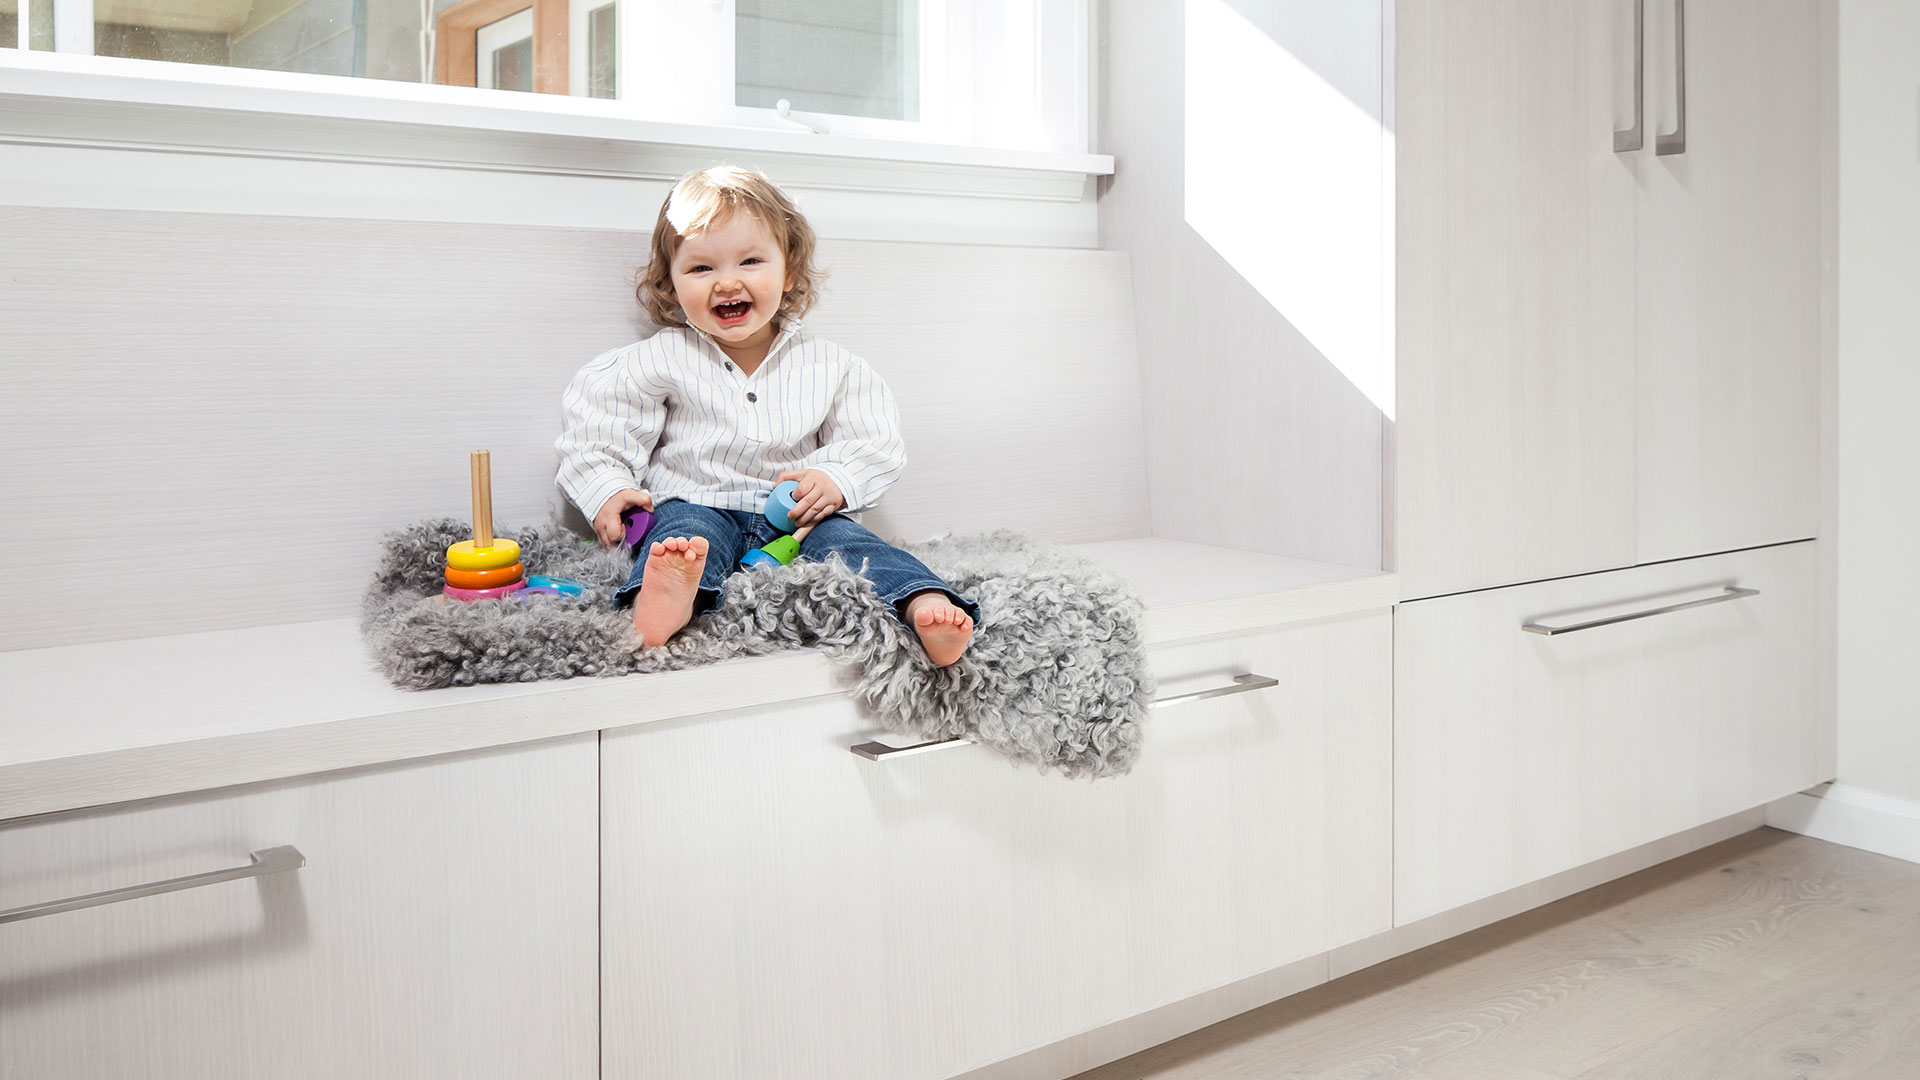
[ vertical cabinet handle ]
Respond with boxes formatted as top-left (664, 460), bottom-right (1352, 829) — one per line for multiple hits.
top-left (0, 846), bottom-right (307, 925)
top-left (1655, 0), bottom-right (1687, 156)
top-left (1613, 0), bottom-right (1645, 152)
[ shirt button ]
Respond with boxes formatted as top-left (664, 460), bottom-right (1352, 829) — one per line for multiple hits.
top-left (725, 362), bottom-right (733, 371)
top-left (746, 392), bottom-right (757, 403)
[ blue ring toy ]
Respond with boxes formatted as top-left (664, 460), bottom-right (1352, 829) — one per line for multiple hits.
top-left (739, 548), bottom-right (783, 570)
top-left (765, 480), bottom-right (801, 533)
top-left (526, 575), bottom-right (588, 597)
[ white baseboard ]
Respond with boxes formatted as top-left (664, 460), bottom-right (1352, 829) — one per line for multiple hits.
top-left (952, 955), bottom-right (1328, 1080)
top-left (1766, 782), bottom-right (1920, 865)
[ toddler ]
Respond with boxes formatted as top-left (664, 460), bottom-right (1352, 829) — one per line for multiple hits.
top-left (554, 166), bottom-right (978, 667)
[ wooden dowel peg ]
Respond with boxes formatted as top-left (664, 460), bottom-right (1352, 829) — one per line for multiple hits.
top-left (470, 450), bottom-right (494, 548)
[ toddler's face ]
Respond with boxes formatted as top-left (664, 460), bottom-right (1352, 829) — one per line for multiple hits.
top-left (668, 210), bottom-right (793, 353)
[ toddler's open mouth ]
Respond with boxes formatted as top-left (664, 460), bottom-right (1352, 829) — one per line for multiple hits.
top-left (713, 300), bottom-right (751, 323)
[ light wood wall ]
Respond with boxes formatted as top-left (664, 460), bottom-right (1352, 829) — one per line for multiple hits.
top-left (0, 207), bottom-right (1147, 650)
top-left (1100, 0), bottom-right (1386, 570)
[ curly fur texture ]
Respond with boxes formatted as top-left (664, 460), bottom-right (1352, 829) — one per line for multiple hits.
top-left (361, 520), bottom-right (1155, 777)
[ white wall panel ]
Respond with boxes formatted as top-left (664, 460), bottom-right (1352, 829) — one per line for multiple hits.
top-left (0, 208), bottom-right (1147, 649)
top-left (1836, 0), bottom-right (1920, 804)
top-left (1099, 0), bottom-right (1385, 570)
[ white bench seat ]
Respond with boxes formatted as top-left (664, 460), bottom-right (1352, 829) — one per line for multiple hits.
top-left (0, 539), bottom-right (1393, 820)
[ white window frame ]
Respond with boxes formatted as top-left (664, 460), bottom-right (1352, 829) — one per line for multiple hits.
top-left (568, 0), bottom-right (616, 99)
top-left (8, 0), bottom-right (1089, 150)
top-left (13, 0), bottom-right (93, 53)
top-left (0, 2), bottom-right (1106, 246)
top-left (475, 8), bottom-right (535, 92)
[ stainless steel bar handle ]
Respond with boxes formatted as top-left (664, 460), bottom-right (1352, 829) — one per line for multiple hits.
top-left (848, 736), bottom-right (965, 761)
top-left (1655, 0), bottom-right (1687, 155)
top-left (849, 674), bottom-right (1280, 761)
top-left (0, 846), bottom-right (307, 925)
top-left (1522, 586), bottom-right (1757, 636)
top-left (1613, 0), bottom-right (1645, 152)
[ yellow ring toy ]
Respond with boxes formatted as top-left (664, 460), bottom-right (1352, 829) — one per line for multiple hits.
top-left (447, 538), bottom-right (521, 570)
top-left (444, 561), bottom-right (525, 590)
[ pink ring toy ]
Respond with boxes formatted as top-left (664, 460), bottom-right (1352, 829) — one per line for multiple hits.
top-left (443, 580), bottom-right (528, 602)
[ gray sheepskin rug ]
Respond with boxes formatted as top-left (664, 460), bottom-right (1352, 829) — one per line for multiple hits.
top-left (362, 520), bottom-right (1154, 778)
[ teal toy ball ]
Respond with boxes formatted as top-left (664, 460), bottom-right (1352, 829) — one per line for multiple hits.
top-left (765, 480), bottom-right (801, 533)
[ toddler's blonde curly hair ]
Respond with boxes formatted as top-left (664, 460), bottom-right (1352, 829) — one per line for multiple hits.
top-left (637, 166), bottom-right (822, 328)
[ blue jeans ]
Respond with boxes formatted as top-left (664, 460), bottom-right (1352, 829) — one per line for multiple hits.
top-left (616, 499), bottom-right (980, 626)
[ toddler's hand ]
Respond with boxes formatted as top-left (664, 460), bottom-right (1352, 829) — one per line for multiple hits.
top-left (777, 469), bottom-right (844, 526)
top-left (593, 489), bottom-right (654, 548)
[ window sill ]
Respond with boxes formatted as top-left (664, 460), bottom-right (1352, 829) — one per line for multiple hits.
top-left (0, 51), bottom-right (1113, 245)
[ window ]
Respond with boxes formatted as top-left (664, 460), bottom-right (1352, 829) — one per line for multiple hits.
top-left (583, 0), bottom-right (610, 97)
top-left (475, 8), bottom-right (532, 92)
top-left (624, 0), bottom-right (1087, 151)
top-left (2, 0), bottom-right (52, 51)
top-left (735, 0), bottom-right (918, 123)
top-left (3, 0), bottom-right (1087, 154)
top-left (436, 0), bottom-right (555, 93)
top-left (0, 0), bottom-right (1107, 247)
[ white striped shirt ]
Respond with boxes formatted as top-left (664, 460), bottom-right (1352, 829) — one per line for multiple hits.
top-left (555, 320), bottom-right (907, 522)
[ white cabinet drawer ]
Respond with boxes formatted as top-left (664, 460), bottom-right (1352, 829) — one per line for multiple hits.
top-left (0, 736), bottom-right (599, 1080)
top-left (601, 612), bottom-right (1392, 1080)
top-left (1394, 541), bottom-right (1823, 924)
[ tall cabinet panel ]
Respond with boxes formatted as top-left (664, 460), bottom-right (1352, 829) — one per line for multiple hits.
top-left (1396, 0), bottom-right (1640, 601)
top-left (1634, 0), bottom-right (1822, 563)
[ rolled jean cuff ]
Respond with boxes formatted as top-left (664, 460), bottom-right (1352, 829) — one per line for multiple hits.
top-left (883, 579), bottom-right (981, 625)
top-left (614, 581), bottom-right (725, 616)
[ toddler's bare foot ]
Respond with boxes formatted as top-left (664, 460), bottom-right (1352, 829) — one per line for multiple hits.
top-left (632, 536), bottom-right (709, 648)
top-left (906, 591), bottom-right (973, 668)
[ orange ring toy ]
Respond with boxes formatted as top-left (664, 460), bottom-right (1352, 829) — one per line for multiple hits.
top-left (445, 561), bottom-right (526, 589)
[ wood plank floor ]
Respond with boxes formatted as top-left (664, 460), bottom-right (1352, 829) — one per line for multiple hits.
top-left (1072, 829), bottom-right (1920, 1080)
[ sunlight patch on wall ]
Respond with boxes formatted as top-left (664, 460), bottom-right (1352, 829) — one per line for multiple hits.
top-left (1184, 0), bottom-right (1393, 419)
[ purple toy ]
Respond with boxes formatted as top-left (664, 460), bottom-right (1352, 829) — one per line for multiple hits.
top-left (622, 506), bottom-right (656, 547)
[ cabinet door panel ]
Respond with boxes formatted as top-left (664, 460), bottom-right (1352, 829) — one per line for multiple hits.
top-left (601, 615), bottom-right (1392, 1080)
top-left (0, 737), bottom-right (599, 1080)
top-left (1395, 541), bottom-right (1820, 925)
top-left (1396, 0), bottom-right (1640, 599)
top-left (1635, 0), bottom-right (1821, 562)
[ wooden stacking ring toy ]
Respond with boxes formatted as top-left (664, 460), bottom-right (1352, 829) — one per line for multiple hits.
top-left (443, 450), bottom-right (528, 601)
top-left (444, 580), bottom-right (528, 602)
top-left (445, 561), bottom-right (527, 590)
